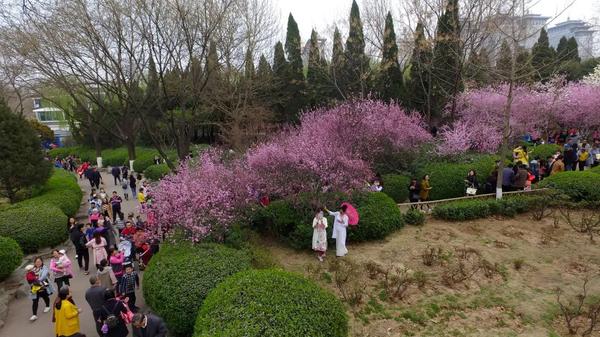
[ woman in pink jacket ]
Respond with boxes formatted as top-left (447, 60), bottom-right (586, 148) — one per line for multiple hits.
top-left (50, 249), bottom-right (73, 290)
top-left (86, 232), bottom-right (108, 269)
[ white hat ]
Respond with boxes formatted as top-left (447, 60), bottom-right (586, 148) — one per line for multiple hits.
top-left (59, 249), bottom-right (66, 255)
top-left (25, 264), bottom-right (34, 271)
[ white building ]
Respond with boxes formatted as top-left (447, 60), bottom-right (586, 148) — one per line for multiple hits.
top-left (547, 20), bottom-right (596, 60)
top-left (32, 97), bottom-right (72, 146)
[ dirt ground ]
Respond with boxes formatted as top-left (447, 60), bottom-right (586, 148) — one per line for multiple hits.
top-left (264, 211), bottom-right (600, 337)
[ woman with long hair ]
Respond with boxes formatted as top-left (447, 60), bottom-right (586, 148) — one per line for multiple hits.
top-left (86, 232), bottom-right (108, 269)
top-left (311, 210), bottom-right (328, 262)
top-left (324, 205), bottom-right (349, 257)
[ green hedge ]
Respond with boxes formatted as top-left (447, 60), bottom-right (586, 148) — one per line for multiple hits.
top-left (404, 209), bottom-right (425, 226)
top-left (0, 204), bottom-right (67, 253)
top-left (50, 146), bottom-right (182, 172)
top-left (347, 192), bottom-right (404, 242)
top-left (0, 236), bottom-right (23, 281)
top-left (194, 269), bottom-right (348, 337)
top-left (143, 244), bottom-right (251, 337)
top-left (382, 174), bottom-right (411, 203)
top-left (530, 144), bottom-right (561, 160)
top-left (17, 170), bottom-right (82, 216)
top-left (432, 196), bottom-right (533, 221)
top-left (539, 171), bottom-right (600, 202)
top-left (143, 163), bottom-right (171, 181)
top-left (418, 155), bottom-right (497, 200)
top-left (252, 192), bottom-right (403, 249)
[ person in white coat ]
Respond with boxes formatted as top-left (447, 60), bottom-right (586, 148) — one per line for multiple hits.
top-left (325, 205), bottom-right (349, 257)
top-left (312, 210), bottom-right (328, 262)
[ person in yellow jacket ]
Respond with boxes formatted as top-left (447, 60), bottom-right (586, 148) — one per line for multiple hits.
top-left (54, 286), bottom-right (80, 337)
top-left (513, 145), bottom-right (529, 167)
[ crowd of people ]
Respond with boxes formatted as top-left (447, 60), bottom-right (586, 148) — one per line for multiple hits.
top-left (23, 163), bottom-right (165, 337)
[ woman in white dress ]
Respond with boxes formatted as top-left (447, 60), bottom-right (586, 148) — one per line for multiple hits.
top-left (312, 210), bottom-right (328, 262)
top-left (325, 205), bottom-right (349, 257)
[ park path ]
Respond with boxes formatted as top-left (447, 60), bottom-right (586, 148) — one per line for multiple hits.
top-left (2, 170), bottom-right (147, 337)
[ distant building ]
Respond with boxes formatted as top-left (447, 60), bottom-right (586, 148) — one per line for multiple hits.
top-left (548, 19), bottom-right (596, 60)
top-left (301, 36), bottom-right (327, 66)
top-left (31, 97), bottom-right (72, 146)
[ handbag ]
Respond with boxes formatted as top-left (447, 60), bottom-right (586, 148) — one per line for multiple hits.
top-left (466, 187), bottom-right (477, 196)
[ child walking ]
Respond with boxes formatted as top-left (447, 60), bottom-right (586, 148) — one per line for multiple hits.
top-left (119, 263), bottom-right (139, 312)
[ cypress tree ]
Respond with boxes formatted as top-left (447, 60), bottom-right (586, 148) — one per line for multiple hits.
top-left (377, 11), bottom-right (403, 102)
top-left (515, 48), bottom-right (534, 84)
top-left (531, 28), bottom-right (557, 82)
top-left (330, 27), bottom-right (345, 100)
top-left (495, 40), bottom-right (512, 80)
top-left (566, 37), bottom-right (580, 62)
top-left (407, 22), bottom-right (432, 116)
top-left (257, 55), bottom-right (273, 80)
top-left (256, 54), bottom-right (274, 107)
top-left (306, 29), bottom-right (330, 108)
top-left (556, 36), bottom-right (568, 61)
top-left (430, 0), bottom-right (462, 118)
top-left (343, 0), bottom-right (369, 98)
top-left (284, 13), bottom-right (305, 122)
top-left (465, 48), bottom-right (491, 86)
top-left (273, 41), bottom-right (290, 123)
top-left (244, 49), bottom-right (255, 79)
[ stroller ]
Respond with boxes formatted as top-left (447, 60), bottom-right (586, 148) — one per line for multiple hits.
top-left (118, 239), bottom-right (135, 264)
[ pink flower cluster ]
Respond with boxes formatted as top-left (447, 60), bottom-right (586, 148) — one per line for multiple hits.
top-left (438, 83), bottom-right (600, 155)
top-left (149, 100), bottom-right (432, 241)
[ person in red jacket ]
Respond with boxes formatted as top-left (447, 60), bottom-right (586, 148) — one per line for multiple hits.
top-left (121, 221), bottom-right (136, 237)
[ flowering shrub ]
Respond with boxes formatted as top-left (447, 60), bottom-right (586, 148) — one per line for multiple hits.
top-left (438, 83), bottom-right (600, 155)
top-left (151, 100), bottom-right (431, 242)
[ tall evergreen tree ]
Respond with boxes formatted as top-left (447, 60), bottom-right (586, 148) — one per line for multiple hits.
top-left (244, 49), bottom-right (255, 79)
top-left (566, 37), bottom-right (580, 62)
top-left (495, 40), bottom-right (512, 80)
top-left (515, 48), bottom-right (534, 84)
top-left (556, 36), bottom-right (569, 61)
top-left (330, 27), bottom-right (345, 100)
top-left (531, 28), bottom-right (557, 82)
top-left (306, 30), bottom-right (330, 108)
top-left (284, 13), bottom-right (305, 122)
top-left (430, 0), bottom-right (462, 119)
top-left (465, 48), bottom-right (491, 86)
top-left (272, 41), bottom-right (290, 123)
top-left (257, 54), bottom-right (273, 80)
top-left (343, 0), bottom-right (370, 98)
top-left (407, 22), bottom-right (432, 116)
top-left (0, 99), bottom-right (52, 203)
top-left (256, 54), bottom-right (274, 106)
top-left (377, 11), bottom-right (403, 102)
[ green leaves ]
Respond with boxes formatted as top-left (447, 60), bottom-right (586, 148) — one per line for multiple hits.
top-left (0, 236), bottom-right (23, 281)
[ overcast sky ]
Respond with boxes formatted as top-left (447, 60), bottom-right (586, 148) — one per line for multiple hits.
top-left (274, 0), bottom-right (600, 40)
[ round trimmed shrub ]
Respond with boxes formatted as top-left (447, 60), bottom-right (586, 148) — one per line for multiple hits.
top-left (418, 155), bottom-right (497, 200)
top-left (0, 204), bottom-right (67, 253)
top-left (382, 174), bottom-right (411, 203)
top-left (539, 171), bottom-right (600, 202)
top-left (0, 236), bottom-right (23, 281)
top-left (348, 192), bottom-right (404, 241)
top-left (18, 170), bottom-right (82, 216)
top-left (194, 269), bottom-right (348, 337)
top-left (143, 163), bottom-right (170, 181)
top-left (143, 243), bottom-right (251, 337)
top-left (530, 144), bottom-right (561, 160)
top-left (404, 209), bottom-right (425, 226)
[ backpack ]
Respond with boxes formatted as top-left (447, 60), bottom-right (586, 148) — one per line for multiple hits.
top-left (102, 302), bottom-right (121, 329)
top-left (121, 180), bottom-right (128, 189)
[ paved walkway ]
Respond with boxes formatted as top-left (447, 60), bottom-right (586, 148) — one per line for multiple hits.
top-left (3, 170), bottom-right (147, 337)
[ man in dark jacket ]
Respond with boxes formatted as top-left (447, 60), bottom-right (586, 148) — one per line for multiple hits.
top-left (85, 275), bottom-right (107, 337)
top-left (111, 166), bottom-right (122, 185)
top-left (132, 313), bottom-right (168, 337)
top-left (90, 167), bottom-right (102, 189)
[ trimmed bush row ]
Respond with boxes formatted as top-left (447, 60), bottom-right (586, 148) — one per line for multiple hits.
top-left (0, 204), bottom-right (67, 253)
top-left (529, 144), bottom-right (561, 160)
top-left (17, 169), bottom-right (82, 216)
top-left (143, 244), bottom-right (251, 337)
top-left (539, 171), bottom-right (600, 202)
top-left (49, 146), bottom-right (179, 172)
top-left (382, 174), bottom-right (411, 203)
top-left (417, 155), bottom-right (497, 200)
top-left (432, 195), bottom-right (534, 221)
top-left (143, 163), bottom-right (171, 181)
top-left (0, 236), bottom-right (23, 281)
top-left (194, 269), bottom-right (348, 337)
top-left (252, 192), bottom-right (403, 249)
